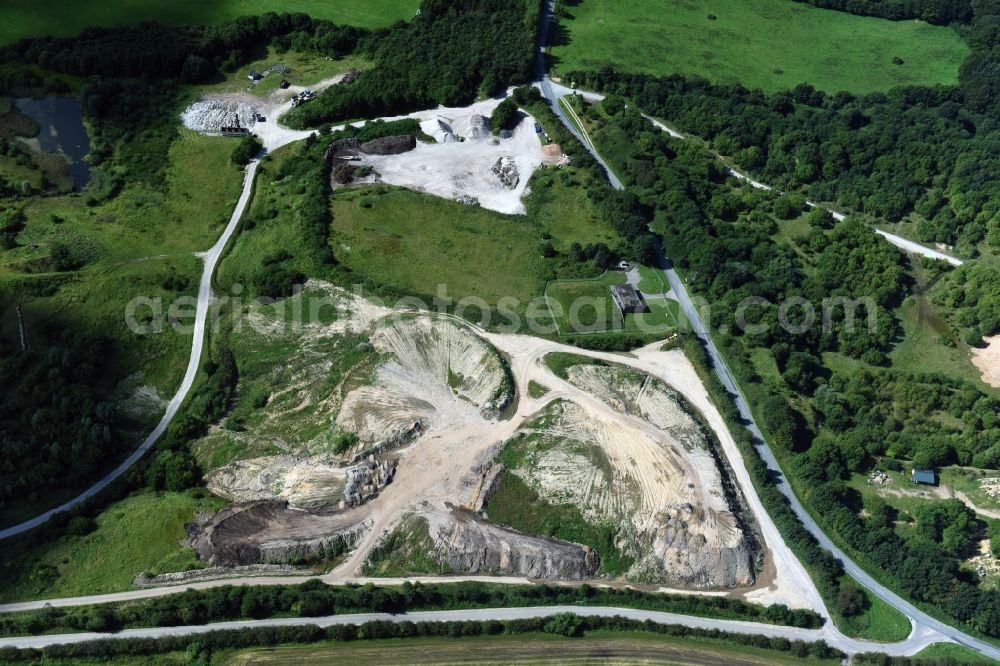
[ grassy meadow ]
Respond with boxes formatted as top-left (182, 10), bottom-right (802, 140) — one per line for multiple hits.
top-left (2, 129), bottom-right (245, 397)
top-left (0, 490), bottom-right (223, 602)
top-left (0, 0), bottom-right (419, 45)
top-left (220, 159), bottom-right (621, 319)
top-left (329, 185), bottom-right (549, 307)
top-left (220, 631), bottom-right (842, 665)
top-left (548, 0), bottom-right (968, 93)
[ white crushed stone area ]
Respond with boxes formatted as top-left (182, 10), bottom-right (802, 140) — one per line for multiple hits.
top-left (359, 96), bottom-right (550, 215)
top-left (181, 82), bottom-right (556, 215)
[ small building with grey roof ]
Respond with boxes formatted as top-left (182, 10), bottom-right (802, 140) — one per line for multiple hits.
top-left (610, 284), bottom-right (647, 315)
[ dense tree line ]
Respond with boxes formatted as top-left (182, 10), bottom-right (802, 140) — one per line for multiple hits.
top-left (589, 101), bottom-right (1000, 637)
top-left (0, 331), bottom-right (123, 516)
top-left (0, 580), bottom-right (822, 638)
top-left (286, 0), bottom-right (541, 127)
top-left (572, 0), bottom-right (1000, 255)
top-left (0, 612), bottom-right (841, 663)
top-left (577, 70), bottom-right (1000, 253)
top-left (936, 262), bottom-right (1000, 341)
top-left (1, 14), bottom-right (363, 82)
top-left (792, 0), bottom-right (972, 23)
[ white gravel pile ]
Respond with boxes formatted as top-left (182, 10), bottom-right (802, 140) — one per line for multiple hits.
top-left (181, 99), bottom-right (259, 133)
top-left (362, 96), bottom-right (546, 215)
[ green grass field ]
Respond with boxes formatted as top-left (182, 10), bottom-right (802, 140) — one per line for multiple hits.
top-left (0, 490), bottom-right (224, 602)
top-left (0, 0), bottom-right (419, 45)
top-left (221, 151), bottom-right (622, 330)
top-left (916, 641), bottom-right (997, 663)
top-left (545, 271), bottom-right (679, 336)
top-left (220, 631), bottom-right (841, 665)
top-left (548, 0), bottom-right (969, 93)
top-left (330, 186), bottom-right (549, 307)
top-left (889, 295), bottom-right (990, 388)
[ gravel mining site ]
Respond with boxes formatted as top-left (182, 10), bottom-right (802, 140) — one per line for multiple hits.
top-left (183, 285), bottom-right (820, 609)
top-left (182, 81), bottom-right (561, 215)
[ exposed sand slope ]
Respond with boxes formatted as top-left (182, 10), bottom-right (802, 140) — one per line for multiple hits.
top-left (971, 334), bottom-right (1000, 388)
top-left (336, 316), bottom-right (513, 449)
top-left (500, 363), bottom-right (754, 588)
top-left (206, 454), bottom-right (348, 510)
top-left (190, 293), bottom-right (825, 611)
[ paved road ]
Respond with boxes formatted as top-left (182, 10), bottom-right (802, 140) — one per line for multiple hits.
top-left (0, 605), bottom-right (946, 654)
top-left (0, 159), bottom-right (261, 542)
top-left (534, 2), bottom-right (996, 660)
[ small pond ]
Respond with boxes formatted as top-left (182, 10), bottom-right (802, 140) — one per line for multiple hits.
top-left (15, 96), bottom-right (91, 190)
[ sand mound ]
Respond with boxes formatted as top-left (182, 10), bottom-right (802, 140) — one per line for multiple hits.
top-left (336, 317), bottom-right (513, 450)
top-left (972, 334), bottom-right (1000, 388)
top-left (495, 361), bottom-right (756, 588)
top-left (206, 454), bottom-right (348, 510)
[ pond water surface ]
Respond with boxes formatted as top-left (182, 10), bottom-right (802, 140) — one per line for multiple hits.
top-left (15, 96), bottom-right (91, 190)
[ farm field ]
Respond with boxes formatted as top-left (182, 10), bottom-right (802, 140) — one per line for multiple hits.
top-left (0, 0), bottom-right (419, 45)
top-left (548, 0), bottom-right (968, 93)
top-left (221, 631), bottom-right (840, 665)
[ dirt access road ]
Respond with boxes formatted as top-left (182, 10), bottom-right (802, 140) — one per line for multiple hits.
top-left (0, 72), bottom-right (362, 542)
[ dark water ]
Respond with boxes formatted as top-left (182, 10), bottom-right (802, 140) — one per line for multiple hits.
top-left (15, 96), bottom-right (91, 190)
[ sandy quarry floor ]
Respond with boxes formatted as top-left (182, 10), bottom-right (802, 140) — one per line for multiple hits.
top-left (191, 283), bottom-right (823, 611)
top-left (971, 334), bottom-right (1000, 388)
top-left (319, 314), bottom-right (819, 607)
top-left (359, 97), bottom-right (549, 215)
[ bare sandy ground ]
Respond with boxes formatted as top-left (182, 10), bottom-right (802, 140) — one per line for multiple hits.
top-left (971, 334), bottom-right (1000, 388)
top-left (274, 300), bottom-right (824, 611)
top-left (186, 283), bottom-right (825, 611)
top-left (360, 97), bottom-right (547, 215)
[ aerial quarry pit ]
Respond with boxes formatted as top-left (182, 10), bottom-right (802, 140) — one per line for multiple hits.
top-left (186, 283), bottom-right (820, 611)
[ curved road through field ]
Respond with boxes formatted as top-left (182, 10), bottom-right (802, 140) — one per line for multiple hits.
top-left (0, 159), bottom-right (260, 542)
top-left (536, 1), bottom-right (994, 660)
